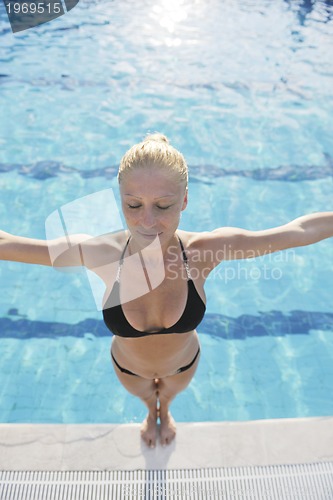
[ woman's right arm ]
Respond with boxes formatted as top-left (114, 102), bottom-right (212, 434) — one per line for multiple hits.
top-left (0, 229), bottom-right (91, 267)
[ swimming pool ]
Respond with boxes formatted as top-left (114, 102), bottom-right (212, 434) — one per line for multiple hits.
top-left (0, 0), bottom-right (333, 424)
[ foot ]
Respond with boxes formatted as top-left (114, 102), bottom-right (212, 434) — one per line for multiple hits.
top-left (159, 410), bottom-right (176, 446)
top-left (140, 412), bottom-right (158, 448)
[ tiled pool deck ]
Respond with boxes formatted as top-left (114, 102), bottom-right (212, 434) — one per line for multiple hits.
top-left (0, 417), bottom-right (332, 471)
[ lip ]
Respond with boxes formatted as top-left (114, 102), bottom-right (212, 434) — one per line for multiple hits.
top-left (138, 232), bottom-right (162, 238)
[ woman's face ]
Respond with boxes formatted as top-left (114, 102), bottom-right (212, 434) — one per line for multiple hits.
top-left (119, 166), bottom-right (187, 246)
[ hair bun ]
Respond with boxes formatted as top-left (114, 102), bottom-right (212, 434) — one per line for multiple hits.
top-left (143, 133), bottom-right (169, 144)
top-left (119, 132), bottom-right (188, 186)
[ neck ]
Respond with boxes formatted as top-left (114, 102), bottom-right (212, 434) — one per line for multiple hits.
top-left (127, 231), bottom-right (179, 262)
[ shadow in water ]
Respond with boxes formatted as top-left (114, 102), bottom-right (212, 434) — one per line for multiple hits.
top-left (283, 0), bottom-right (333, 25)
top-left (1, 309), bottom-right (333, 340)
top-left (200, 310), bottom-right (333, 339)
top-left (0, 154), bottom-right (332, 183)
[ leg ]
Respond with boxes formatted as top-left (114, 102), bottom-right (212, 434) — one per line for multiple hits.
top-left (157, 348), bottom-right (201, 446)
top-left (111, 355), bottom-right (159, 448)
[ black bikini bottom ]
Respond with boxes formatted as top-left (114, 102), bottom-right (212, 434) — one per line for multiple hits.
top-left (111, 346), bottom-right (201, 378)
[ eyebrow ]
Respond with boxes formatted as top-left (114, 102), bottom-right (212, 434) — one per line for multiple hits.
top-left (123, 194), bottom-right (176, 200)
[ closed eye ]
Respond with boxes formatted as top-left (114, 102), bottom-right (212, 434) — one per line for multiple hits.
top-left (127, 204), bottom-right (171, 210)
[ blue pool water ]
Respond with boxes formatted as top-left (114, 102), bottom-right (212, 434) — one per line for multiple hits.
top-left (0, 0), bottom-right (333, 424)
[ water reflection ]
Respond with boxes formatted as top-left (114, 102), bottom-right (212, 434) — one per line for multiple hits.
top-left (283, 0), bottom-right (333, 25)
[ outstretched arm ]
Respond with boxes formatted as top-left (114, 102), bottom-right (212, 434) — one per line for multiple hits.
top-left (194, 211), bottom-right (333, 270)
top-left (0, 229), bottom-right (91, 267)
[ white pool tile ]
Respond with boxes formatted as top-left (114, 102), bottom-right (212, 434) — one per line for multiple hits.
top-left (0, 417), bottom-right (332, 472)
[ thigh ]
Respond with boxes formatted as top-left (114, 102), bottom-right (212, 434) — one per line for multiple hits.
top-left (158, 348), bottom-right (201, 399)
top-left (111, 355), bottom-right (157, 399)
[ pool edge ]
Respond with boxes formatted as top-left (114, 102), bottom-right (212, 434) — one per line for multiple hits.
top-left (0, 416), bottom-right (332, 471)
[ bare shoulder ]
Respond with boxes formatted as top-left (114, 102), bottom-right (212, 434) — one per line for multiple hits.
top-left (175, 229), bottom-right (219, 268)
top-left (80, 230), bottom-right (129, 270)
top-left (177, 228), bottom-right (239, 247)
top-left (176, 228), bottom-right (238, 249)
top-left (177, 220), bottom-right (307, 273)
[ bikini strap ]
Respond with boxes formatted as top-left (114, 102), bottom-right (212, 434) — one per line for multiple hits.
top-left (116, 236), bottom-right (131, 282)
top-left (178, 236), bottom-right (192, 280)
top-left (117, 235), bottom-right (192, 282)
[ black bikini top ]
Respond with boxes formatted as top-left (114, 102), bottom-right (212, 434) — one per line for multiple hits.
top-left (102, 235), bottom-right (206, 337)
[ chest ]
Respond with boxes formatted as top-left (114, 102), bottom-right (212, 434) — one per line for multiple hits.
top-left (120, 273), bottom-right (190, 331)
top-left (101, 242), bottom-right (206, 332)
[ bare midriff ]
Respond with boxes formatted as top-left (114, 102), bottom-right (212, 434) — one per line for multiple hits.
top-left (111, 329), bottom-right (200, 379)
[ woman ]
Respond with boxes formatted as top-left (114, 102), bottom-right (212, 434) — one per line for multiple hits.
top-left (1, 133), bottom-right (333, 449)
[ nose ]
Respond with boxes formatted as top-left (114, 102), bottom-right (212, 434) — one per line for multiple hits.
top-left (141, 208), bottom-right (156, 229)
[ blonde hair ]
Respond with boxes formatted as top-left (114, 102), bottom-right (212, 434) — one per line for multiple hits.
top-left (118, 133), bottom-right (188, 188)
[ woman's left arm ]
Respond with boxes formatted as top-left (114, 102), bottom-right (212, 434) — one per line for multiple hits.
top-left (292, 211), bottom-right (333, 245)
top-left (193, 211), bottom-right (333, 271)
